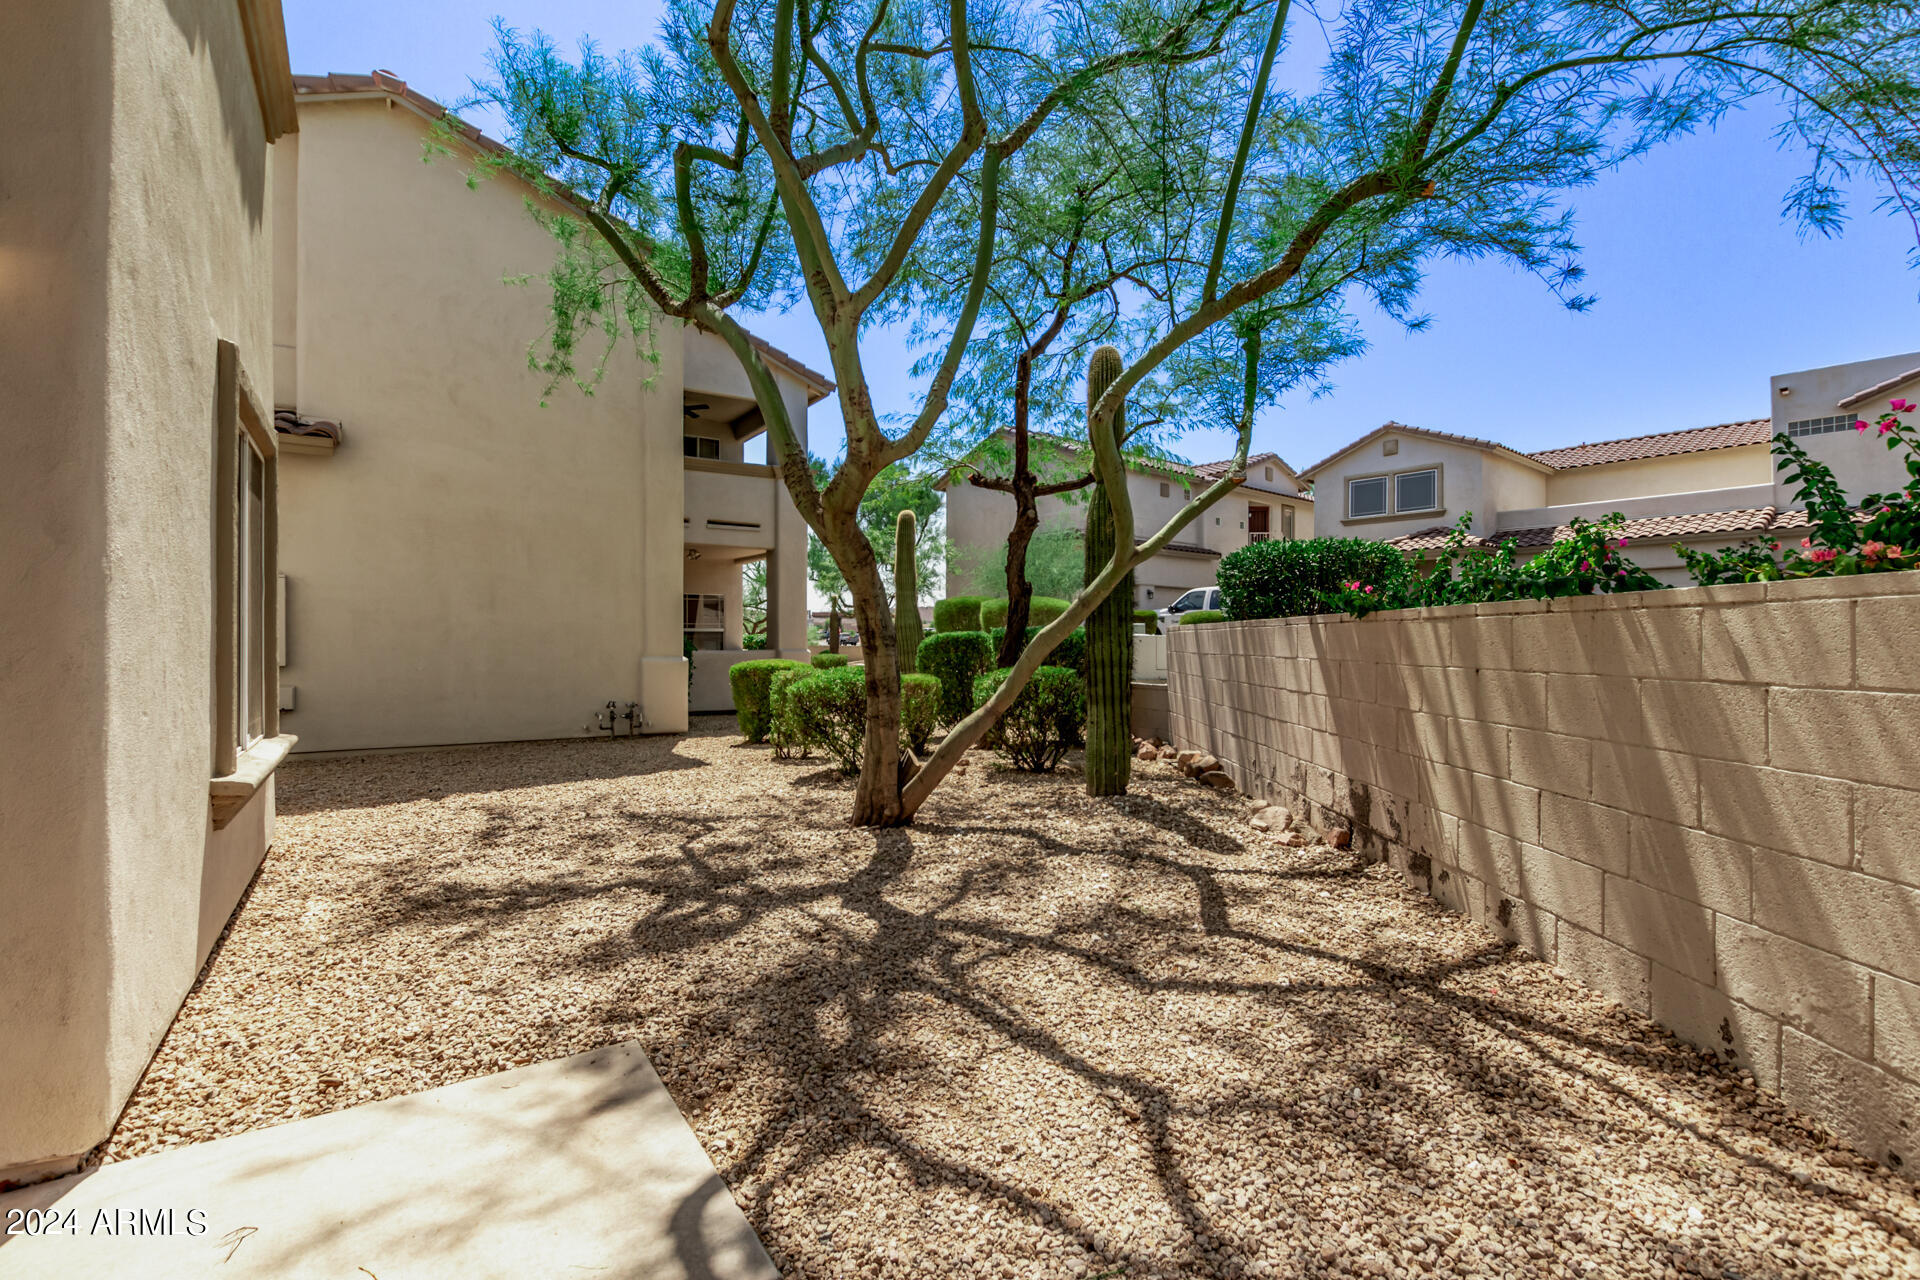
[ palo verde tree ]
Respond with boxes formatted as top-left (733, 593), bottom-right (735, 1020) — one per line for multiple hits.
top-left (473, 0), bottom-right (1918, 825)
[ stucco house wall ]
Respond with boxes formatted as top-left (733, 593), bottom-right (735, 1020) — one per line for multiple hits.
top-left (1310, 430), bottom-right (1544, 541)
top-left (273, 90), bottom-right (817, 749)
top-left (1544, 445), bottom-right (1772, 507)
top-left (1771, 354), bottom-right (1920, 509)
top-left (0, 0), bottom-right (290, 1183)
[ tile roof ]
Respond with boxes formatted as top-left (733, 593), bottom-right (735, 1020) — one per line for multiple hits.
top-left (274, 410), bottom-right (341, 440)
top-left (1836, 366), bottom-right (1920, 410)
top-left (1147, 541), bottom-right (1222, 558)
top-left (1298, 422), bottom-right (1551, 480)
top-left (1386, 505), bottom-right (1827, 553)
top-left (291, 72), bottom-right (835, 398)
top-left (1527, 419), bottom-right (1770, 470)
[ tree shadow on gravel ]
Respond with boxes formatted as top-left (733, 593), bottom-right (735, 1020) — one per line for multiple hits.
top-left (291, 755), bottom-right (1920, 1278)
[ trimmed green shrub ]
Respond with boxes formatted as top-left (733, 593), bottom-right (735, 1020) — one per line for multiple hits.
top-left (978, 596), bottom-right (1068, 631)
top-left (988, 625), bottom-right (1086, 675)
top-left (728, 658), bottom-right (809, 743)
top-left (901, 673), bottom-right (941, 754)
top-left (1133, 609), bottom-right (1159, 635)
top-left (811, 652), bottom-right (850, 669)
top-left (1178, 609), bottom-right (1227, 624)
top-left (1217, 537), bottom-right (1412, 620)
top-left (788, 666), bottom-right (867, 773)
top-left (971, 666), bottom-right (1085, 772)
top-left (769, 667), bottom-right (817, 759)
top-left (933, 595), bottom-right (986, 633)
top-left (917, 630), bottom-right (993, 726)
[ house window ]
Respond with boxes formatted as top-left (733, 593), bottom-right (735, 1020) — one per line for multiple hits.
top-left (684, 593), bottom-right (726, 650)
top-left (1282, 506), bottom-right (1296, 540)
top-left (1263, 466), bottom-right (1274, 481)
top-left (211, 340), bottom-right (279, 777)
top-left (1348, 466), bottom-right (1441, 519)
top-left (684, 435), bottom-right (720, 459)
top-left (1159, 481), bottom-right (1170, 497)
top-left (1395, 467), bottom-right (1440, 514)
top-left (1347, 475), bottom-right (1390, 518)
top-left (1248, 504), bottom-right (1271, 542)
top-left (1787, 414), bottom-right (1854, 438)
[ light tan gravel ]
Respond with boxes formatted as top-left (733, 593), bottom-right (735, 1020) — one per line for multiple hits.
top-left (106, 719), bottom-right (1920, 1278)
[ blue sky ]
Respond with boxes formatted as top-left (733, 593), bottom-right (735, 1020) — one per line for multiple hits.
top-left (286, 1), bottom-right (1919, 473)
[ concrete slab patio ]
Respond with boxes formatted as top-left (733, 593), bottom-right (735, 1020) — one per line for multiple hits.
top-left (0, 1041), bottom-right (775, 1280)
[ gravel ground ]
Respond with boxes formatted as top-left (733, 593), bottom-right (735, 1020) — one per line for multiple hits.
top-left (106, 719), bottom-right (1920, 1278)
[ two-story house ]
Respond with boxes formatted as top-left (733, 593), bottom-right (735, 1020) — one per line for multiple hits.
top-left (940, 432), bottom-right (1315, 609)
top-left (269, 73), bottom-right (830, 749)
top-left (1299, 351), bottom-right (1920, 583)
top-left (2, 0), bottom-right (298, 1185)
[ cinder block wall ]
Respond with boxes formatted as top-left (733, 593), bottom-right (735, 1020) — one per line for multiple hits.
top-left (1168, 575), bottom-right (1920, 1171)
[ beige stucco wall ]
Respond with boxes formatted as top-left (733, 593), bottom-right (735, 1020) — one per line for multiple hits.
top-left (943, 456), bottom-right (1310, 610)
top-left (1169, 574), bottom-right (1920, 1173)
top-left (275, 98), bottom-right (701, 750)
top-left (1543, 444), bottom-right (1771, 507)
top-left (0, 0), bottom-right (279, 1181)
top-left (1310, 432), bottom-right (1545, 541)
top-left (1771, 354), bottom-right (1920, 510)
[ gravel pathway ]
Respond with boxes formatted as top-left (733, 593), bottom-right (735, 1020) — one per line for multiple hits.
top-left (107, 720), bottom-right (1920, 1278)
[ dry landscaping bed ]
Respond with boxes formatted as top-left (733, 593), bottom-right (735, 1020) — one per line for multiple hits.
top-left (107, 720), bottom-right (1920, 1278)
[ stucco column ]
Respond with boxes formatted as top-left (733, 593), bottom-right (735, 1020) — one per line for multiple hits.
top-left (768, 381), bottom-right (812, 660)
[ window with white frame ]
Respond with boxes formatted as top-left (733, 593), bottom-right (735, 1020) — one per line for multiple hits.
top-left (1347, 466), bottom-right (1441, 519)
top-left (684, 593), bottom-right (726, 650)
top-left (1394, 467), bottom-right (1440, 514)
top-left (211, 339), bottom-right (279, 777)
top-left (1347, 475), bottom-right (1389, 518)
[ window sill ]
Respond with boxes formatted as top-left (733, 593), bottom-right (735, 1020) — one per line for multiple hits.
top-left (210, 732), bottom-right (297, 829)
top-left (1341, 508), bottom-right (1446, 526)
top-left (275, 433), bottom-right (336, 455)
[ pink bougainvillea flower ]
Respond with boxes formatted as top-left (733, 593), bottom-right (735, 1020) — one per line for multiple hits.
top-left (1881, 422), bottom-right (1896, 436)
top-left (1579, 560), bottom-right (1591, 572)
top-left (1891, 547), bottom-right (1906, 559)
top-left (1857, 420), bottom-right (1872, 432)
top-left (1770, 541), bottom-right (1782, 551)
top-left (1863, 541), bottom-right (1886, 558)
top-left (1801, 538), bottom-right (1813, 548)
top-left (1363, 584), bottom-right (1375, 594)
top-left (1891, 398), bottom-right (1915, 413)
top-left (1810, 548), bottom-right (1838, 563)
top-left (1615, 538), bottom-right (1629, 549)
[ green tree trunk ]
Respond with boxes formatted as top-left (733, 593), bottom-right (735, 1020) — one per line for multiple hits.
top-left (895, 509), bottom-right (923, 675)
top-left (1082, 345), bottom-right (1133, 796)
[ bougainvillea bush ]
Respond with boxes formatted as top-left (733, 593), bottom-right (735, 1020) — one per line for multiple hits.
top-left (1319, 513), bottom-right (1660, 616)
top-left (1681, 401), bottom-right (1919, 584)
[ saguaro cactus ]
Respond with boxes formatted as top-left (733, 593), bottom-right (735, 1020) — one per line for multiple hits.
top-left (895, 509), bottom-right (923, 675)
top-left (1083, 345), bottom-right (1134, 796)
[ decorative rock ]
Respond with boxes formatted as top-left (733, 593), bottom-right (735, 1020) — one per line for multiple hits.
top-left (1200, 771), bottom-right (1236, 791)
top-left (1324, 826), bottom-right (1352, 849)
top-left (1249, 807), bottom-right (1288, 831)
top-left (1158, 746), bottom-right (1179, 761)
top-left (1175, 750), bottom-right (1200, 768)
top-left (1136, 744), bottom-right (1157, 761)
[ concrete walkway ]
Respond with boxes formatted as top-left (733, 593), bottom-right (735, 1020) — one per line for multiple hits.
top-left (0, 1042), bottom-right (776, 1279)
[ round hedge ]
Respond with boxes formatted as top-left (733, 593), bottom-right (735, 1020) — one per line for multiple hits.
top-left (787, 666), bottom-right (867, 773)
top-left (933, 596), bottom-right (985, 633)
top-left (901, 673), bottom-right (941, 754)
top-left (971, 665), bottom-right (1085, 772)
top-left (811, 652), bottom-right (850, 669)
top-left (1215, 536), bottom-right (1411, 620)
top-left (978, 596), bottom-right (1071, 630)
top-left (917, 630), bottom-right (993, 726)
top-left (988, 625), bottom-right (1086, 675)
top-left (1133, 609), bottom-right (1160, 635)
top-left (728, 658), bottom-right (810, 743)
top-left (768, 667), bottom-right (817, 759)
top-left (1177, 609), bottom-right (1227, 624)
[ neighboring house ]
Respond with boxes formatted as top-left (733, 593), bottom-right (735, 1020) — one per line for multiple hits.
top-left (271, 73), bottom-right (831, 747)
top-left (1, 0), bottom-right (298, 1184)
top-left (1299, 351), bottom-right (1920, 584)
top-left (940, 433), bottom-right (1315, 610)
